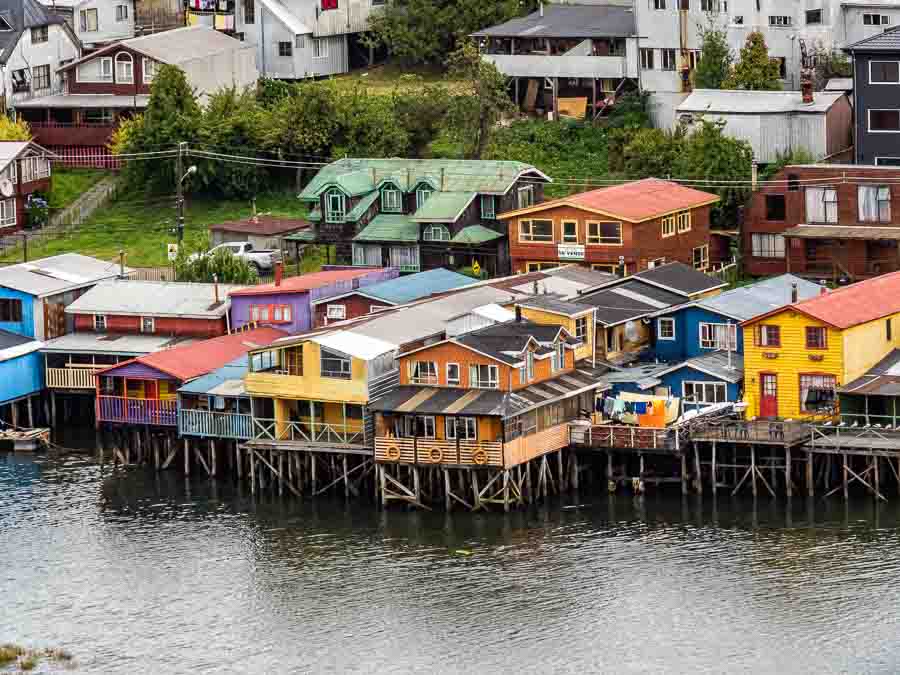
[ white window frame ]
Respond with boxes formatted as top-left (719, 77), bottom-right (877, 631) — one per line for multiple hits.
top-left (142, 58), bottom-right (157, 84)
top-left (863, 13), bottom-right (891, 26)
top-left (519, 219), bottom-right (553, 243)
top-left (409, 360), bottom-right (438, 385)
top-left (699, 322), bottom-right (737, 350)
top-left (676, 210), bottom-right (691, 233)
top-left (312, 38), bottom-right (328, 59)
top-left (470, 363), bottom-right (500, 389)
top-left (0, 198), bottom-right (14, 227)
top-left (115, 52), bottom-right (134, 84)
top-left (693, 244), bottom-right (709, 271)
top-left (682, 381), bottom-right (727, 405)
top-left (869, 109), bottom-right (900, 133)
top-left (416, 186), bottom-right (432, 210)
top-left (99, 57), bottom-right (113, 81)
top-left (551, 341), bottom-right (565, 371)
top-left (80, 7), bottom-right (98, 31)
top-left (526, 351), bottom-right (534, 381)
top-left (751, 233), bottom-right (786, 258)
top-left (140, 316), bottom-right (154, 333)
top-left (423, 225), bottom-right (450, 241)
top-left (640, 48), bottom-right (654, 70)
top-left (369, 305), bottom-right (391, 313)
top-left (661, 49), bottom-right (676, 71)
top-left (869, 60), bottom-right (900, 85)
top-left (381, 185), bottom-right (402, 212)
top-left (325, 189), bottom-right (346, 223)
top-left (658, 317), bottom-right (676, 341)
top-left (31, 64), bottom-right (50, 91)
top-left (326, 304), bottom-right (346, 321)
top-left (115, 4), bottom-right (128, 21)
top-left (586, 221), bottom-right (622, 246)
top-left (517, 185), bottom-right (534, 209)
top-left (480, 194), bottom-right (495, 219)
top-left (575, 315), bottom-right (587, 340)
top-left (93, 314), bottom-right (107, 331)
top-left (445, 416), bottom-right (477, 441)
top-left (661, 214), bottom-right (676, 238)
top-left (858, 185), bottom-right (892, 223)
top-left (805, 186), bottom-right (838, 222)
top-left (446, 362), bottom-right (460, 386)
top-left (561, 220), bottom-right (578, 243)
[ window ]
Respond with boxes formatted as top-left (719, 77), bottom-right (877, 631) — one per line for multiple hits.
top-left (115, 52), bottom-right (133, 83)
top-left (10, 69), bottom-right (28, 93)
top-left (658, 317), bottom-right (675, 341)
top-left (142, 58), bottom-right (158, 84)
top-left (423, 225), bottom-right (450, 241)
top-left (653, 0), bottom-right (666, 9)
top-left (326, 304), bottom-right (346, 321)
top-left (552, 341), bottom-right (565, 371)
top-left (806, 326), bottom-right (827, 350)
top-left (525, 262), bottom-right (561, 272)
top-left (278, 41), bottom-right (293, 57)
top-left (649, 257), bottom-right (666, 268)
top-left (526, 350), bottom-right (534, 381)
top-left (470, 364), bottom-right (499, 389)
top-left (805, 8), bottom-right (822, 24)
top-left (768, 15), bottom-right (792, 26)
top-left (321, 0), bottom-right (338, 8)
top-left (683, 381), bottom-right (727, 405)
top-left (96, 57), bottom-right (113, 81)
top-left (756, 324), bottom-right (780, 347)
top-left (480, 194), bottom-right (495, 219)
top-left (250, 304), bottom-right (271, 323)
top-left (700, 322), bottom-right (737, 350)
top-left (446, 363), bottom-right (460, 386)
top-left (519, 219), bottom-right (553, 242)
top-left (888, 318), bottom-right (893, 342)
top-left (805, 187), bottom-right (838, 222)
top-left (0, 199), bottom-right (15, 227)
top-left (409, 360), bottom-right (438, 384)
top-left (517, 185), bottom-right (534, 209)
top-left (405, 415), bottom-right (435, 438)
top-left (751, 233), bottom-right (786, 258)
top-left (592, 263), bottom-right (621, 274)
top-left (115, 4), bottom-right (128, 20)
top-left (587, 221), bottom-right (622, 245)
top-left (381, 185), bottom-right (402, 212)
top-left (369, 305), bottom-right (390, 314)
top-left (676, 210), bottom-right (691, 233)
top-left (272, 305), bottom-right (292, 323)
top-left (140, 317), bottom-right (155, 334)
top-left (859, 185), bottom-right (891, 222)
top-left (870, 61), bottom-right (900, 84)
top-left (321, 348), bottom-right (351, 379)
top-left (445, 416), bottom-right (477, 441)
top-left (325, 189), bottom-right (346, 223)
top-left (870, 109), bottom-right (900, 132)
top-left (661, 49), bottom-right (676, 70)
top-left (417, 186), bottom-right (433, 210)
top-left (562, 220), bottom-right (577, 243)
top-left (244, 0), bottom-right (255, 23)
top-left (661, 214), bottom-right (676, 237)
top-left (575, 316), bottom-right (587, 340)
top-left (30, 26), bottom-right (47, 43)
top-left (732, 15), bottom-right (744, 25)
top-left (765, 194), bottom-right (786, 221)
top-left (788, 174), bottom-right (800, 192)
top-left (692, 244), bottom-right (709, 271)
top-left (295, 34), bottom-right (305, 49)
top-left (250, 349), bottom-right (279, 373)
top-left (93, 314), bottom-right (107, 331)
top-left (863, 13), bottom-right (890, 26)
top-left (800, 374), bottom-right (836, 413)
top-left (31, 65), bottom-right (50, 91)
top-left (877, 157), bottom-right (900, 166)
top-left (83, 108), bottom-right (112, 124)
top-left (701, 0), bottom-right (721, 12)
top-left (0, 299), bottom-right (22, 323)
top-left (640, 48), bottom-right (655, 70)
top-left (313, 38), bottom-right (327, 59)
top-left (80, 8), bottom-right (98, 31)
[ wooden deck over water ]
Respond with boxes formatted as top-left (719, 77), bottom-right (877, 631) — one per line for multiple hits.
top-left (689, 420), bottom-right (811, 447)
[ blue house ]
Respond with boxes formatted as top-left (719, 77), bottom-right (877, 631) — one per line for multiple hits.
top-left (0, 329), bottom-right (45, 410)
top-left (649, 275), bottom-right (823, 406)
top-left (177, 356), bottom-right (252, 441)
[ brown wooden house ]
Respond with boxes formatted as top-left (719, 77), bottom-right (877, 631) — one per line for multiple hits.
top-left (499, 178), bottom-right (720, 275)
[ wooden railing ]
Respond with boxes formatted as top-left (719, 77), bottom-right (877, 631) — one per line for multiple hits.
top-left (179, 409), bottom-right (253, 440)
top-left (46, 365), bottom-right (102, 389)
top-left (97, 396), bottom-right (177, 426)
top-left (572, 424), bottom-right (675, 451)
top-left (689, 419), bottom-right (813, 445)
top-left (374, 437), bottom-right (504, 467)
top-left (29, 122), bottom-right (117, 147)
top-left (252, 418), bottom-right (366, 446)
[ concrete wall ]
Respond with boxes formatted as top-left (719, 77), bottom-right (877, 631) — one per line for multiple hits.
top-left (180, 45), bottom-right (259, 101)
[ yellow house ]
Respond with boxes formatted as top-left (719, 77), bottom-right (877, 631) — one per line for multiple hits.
top-left (245, 330), bottom-right (397, 446)
top-left (513, 297), bottom-right (597, 362)
top-left (742, 272), bottom-right (900, 419)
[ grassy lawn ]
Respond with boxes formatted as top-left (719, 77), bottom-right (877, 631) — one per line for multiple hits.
top-left (331, 63), bottom-right (466, 94)
top-left (49, 168), bottom-right (110, 209)
top-left (1, 190), bottom-right (314, 267)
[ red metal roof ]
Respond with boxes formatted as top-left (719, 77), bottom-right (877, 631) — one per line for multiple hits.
top-left (208, 215), bottom-right (310, 236)
top-left (98, 326), bottom-right (288, 381)
top-left (230, 268), bottom-right (384, 297)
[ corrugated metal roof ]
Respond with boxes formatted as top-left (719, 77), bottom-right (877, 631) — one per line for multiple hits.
top-left (208, 216), bottom-right (309, 236)
top-left (471, 4), bottom-right (635, 38)
top-left (691, 274), bottom-right (823, 321)
top-left (14, 94), bottom-right (151, 109)
top-left (656, 351), bottom-right (744, 384)
top-left (517, 294), bottom-right (595, 317)
top-left (411, 192), bottom-right (475, 222)
top-left (338, 268), bottom-right (474, 305)
top-left (256, 0), bottom-right (311, 35)
top-left (825, 78), bottom-right (853, 91)
top-left (678, 89), bottom-right (845, 114)
top-left (41, 332), bottom-right (195, 356)
top-left (626, 262), bottom-right (725, 297)
top-left (178, 356), bottom-right (249, 396)
top-left (846, 26), bottom-right (900, 52)
top-left (229, 268), bottom-right (382, 297)
top-left (482, 54), bottom-right (626, 79)
top-left (579, 279), bottom-right (686, 326)
top-left (450, 224), bottom-right (505, 244)
top-left (783, 224), bottom-right (900, 240)
top-left (65, 280), bottom-right (242, 318)
top-left (352, 214), bottom-right (419, 242)
top-left (344, 191), bottom-right (379, 221)
top-left (310, 331), bottom-right (397, 359)
top-left (0, 254), bottom-right (126, 297)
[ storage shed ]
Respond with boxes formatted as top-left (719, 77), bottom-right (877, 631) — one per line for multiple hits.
top-left (675, 89), bottom-right (853, 164)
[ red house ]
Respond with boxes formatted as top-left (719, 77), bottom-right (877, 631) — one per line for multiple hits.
top-left (0, 141), bottom-right (53, 233)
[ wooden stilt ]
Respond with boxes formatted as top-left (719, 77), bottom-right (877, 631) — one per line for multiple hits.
top-left (557, 449), bottom-right (565, 492)
top-left (249, 447), bottom-right (256, 495)
top-left (694, 444), bottom-right (702, 495)
top-left (43, 397), bottom-right (50, 427)
top-left (154, 436), bottom-right (160, 470)
top-left (874, 455), bottom-right (880, 500)
top-left (711, 441), bottom-right (717, 492)
top-left (236, 443), bottom-right (243, 479)
top-left (751, 446), bottom-right (757, 497)
top-left (11, 401), bottom-right (18, 429)
top-left (571, 452), bottom-right (579, 491)
top-left (525, 459), bottom-right (532, 503)
top-left (343, 455), bottom-right (350, 499)
top-left (26, 396), bottom-right (33, 428)
top-left (444, 468), bottom-right (452, 511)
top-left (843, 453), bottom-right (848, 499)
top-left (50, 391), bottom-right (56, 426)
top-left (786, 447), bottom-right (792, 497)
top-left (806, 451), bottom-right (814, 497)
top-left (211, 439), bottom-right (217, 477)
top-left (184, 438), bottom-right (190, 476)
top-left (681, 452), bottom-right (688, 495)
top-left (278, 452), bottom-right (284, 497)
top-left (471, 470), bottom-right (480, 510)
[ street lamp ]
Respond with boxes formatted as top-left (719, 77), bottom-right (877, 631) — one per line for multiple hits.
top-left (176, 164), bottom-right (197, 245)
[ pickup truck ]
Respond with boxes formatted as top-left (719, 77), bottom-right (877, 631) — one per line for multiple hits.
top-left (189, 242), bottom-right (282, 272)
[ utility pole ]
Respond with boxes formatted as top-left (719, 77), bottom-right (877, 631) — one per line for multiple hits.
top-left (21, 233), bottom-right (27, 263)
top-left (176, 141), bottom-right (186, 246)
top-left (118, 250), bottom-right (126, 278)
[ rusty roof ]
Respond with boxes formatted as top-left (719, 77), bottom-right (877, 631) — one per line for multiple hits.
top-left (839, 350), bottom-right (900, 396)
top-left (783, 225), bottom-right (900, 241)
top-left (229, 268), bottom-right (384, 297)
top-left (208, 215), bottom-right (310, 236)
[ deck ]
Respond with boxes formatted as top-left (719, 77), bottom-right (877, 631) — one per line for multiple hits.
top-left (570, 424), bottom-right (679, 454)
top-left (97, 396), bottom-right (177, 426)
top-left (179, 409), bottom-right (253, 440)
top-left (688, 419), bottom-right (811, 447)
top-left (46, 365), bottom-right (102, 390)
top-left (808, 426), bottom-right (900, 456)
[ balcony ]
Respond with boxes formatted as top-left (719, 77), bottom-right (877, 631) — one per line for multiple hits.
top-left (179, 409), bottom-right (253, 440)
top-left (97, 396), bottom-right (177, 426)
top-left (253, 418), bottom-right (367, 447)
top-left (46, 365), bottom-right (102, 389)
top-left (374, 437), bottom-right (504, 467)
top-left (28, 122), bottom-right (117, 147)
top-left (569, 424), bottom-right (677, 452)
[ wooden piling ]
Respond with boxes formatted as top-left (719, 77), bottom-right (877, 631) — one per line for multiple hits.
top-left (751, 446), bottom-right (757, 497)
top-left (184, 438), bottom-right (190, 476)
top-left (806, 451), bottom-right (814, 497)
top-left (786, 447), bottom-right (792, 498)
top-left (694, 444), bottom-right (702, 495)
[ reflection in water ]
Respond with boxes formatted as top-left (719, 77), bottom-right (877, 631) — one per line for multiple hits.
top-left (2, 453), bottom-right (900, 674)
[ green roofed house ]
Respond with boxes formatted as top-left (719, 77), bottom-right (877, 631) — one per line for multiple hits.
top-left (297, 158), bottom-right (551, 277)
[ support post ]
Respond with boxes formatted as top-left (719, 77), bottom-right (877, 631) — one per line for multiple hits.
top-left (184, 438), bottom-right (190, 476)
top-left (711, 441), bottom-right (717, 492)
top-left (210, 439), bottom-right (217, 477)
top-left (26, 396), bottom-right (33, 428)
top-left (751, 445), bottom-right (757, 497)
top-left (694, 443), bottom-right (702, 495)
top-left (806, 451), bottom-right (814, 497)
top-left (681, 452), bottom-right (688, 495)
top-left (843, 453), bottom-right (848, 499)
top-left (786, 447), bottom-right (792, 497)
top-left (444, 468), bottom-right (452, 511)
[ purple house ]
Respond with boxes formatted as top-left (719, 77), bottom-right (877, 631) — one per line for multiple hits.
top-left (229, 266), bottom-right (398, 333)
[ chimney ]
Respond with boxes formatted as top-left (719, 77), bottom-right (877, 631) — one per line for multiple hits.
top-left (751, 159), bottom-right (758, 191)
top-left (275, 261), bottom-right (284, 287)
top-left (539, 1), bottom-right (543, 17)
top-left (515, 305), bottom-right (522, 322)
top-left (118, 249), bottom-right (126, 278)
top-left (791, 282), bottom-right (798, 304)
top-left (213, 274), bottom-right (219, 304)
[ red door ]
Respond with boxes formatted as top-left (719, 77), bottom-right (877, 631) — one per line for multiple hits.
top-left (760, 374), bottom-right (778, 418)
top-left (145, 380), bottom-right (158, 400)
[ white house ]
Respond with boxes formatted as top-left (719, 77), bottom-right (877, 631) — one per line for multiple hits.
top-left (39, 0), bottom-right (134, 46)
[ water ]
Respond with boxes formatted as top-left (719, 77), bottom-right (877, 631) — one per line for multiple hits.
top-left (3, 452), bottom-right (900, 674)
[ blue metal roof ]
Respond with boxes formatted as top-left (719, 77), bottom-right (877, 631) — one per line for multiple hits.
top-left (177, 355), bottom-right (249, 397)
top-left (357, 268), bottom-right (474, 305)
top-left (692, 275), bottom-right (823, 322)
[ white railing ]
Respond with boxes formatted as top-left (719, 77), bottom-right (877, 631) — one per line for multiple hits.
top-left (46, 366), bottom-right (102, 389)
top-left (252, 418), bottom-right (366, 446)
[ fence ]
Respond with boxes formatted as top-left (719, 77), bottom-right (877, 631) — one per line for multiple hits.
top-left (128, 265), bottom-right (280, 285)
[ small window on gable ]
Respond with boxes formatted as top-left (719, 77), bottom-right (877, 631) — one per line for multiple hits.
top-left (416, 185), bottom-right (433, 210)
top-left (480, 194), bottom-right (495, 219)
top-left (381, 184), bottom-right (402, 212)
top-left (0, 14), bottom-right (12, 31)
top-left (423, 225), bottom-right (450, 241)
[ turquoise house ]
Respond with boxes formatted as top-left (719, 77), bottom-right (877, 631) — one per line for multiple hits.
top-left (177, 356), bottom-right (253, 440)
top-left (0, 330), bottom-right (45, 407)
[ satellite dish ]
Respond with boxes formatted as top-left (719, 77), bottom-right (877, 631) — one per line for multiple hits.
top-left (0, 179), bottom-right (14, 198)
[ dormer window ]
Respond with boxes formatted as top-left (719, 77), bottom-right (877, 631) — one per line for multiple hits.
top-left (415, 185), bottom-right (432, 210)
top-left (551, 341), bottom-right (565, 371)
top-left (422, 225), bottom-right (450, 241)
top-left (0, 14), bottom-right (13, 31)
top-left (480, 195), bottom-right (495, 219)
top-left (324, 188), bottom-right (346, 223)
top-left (115, 52), bottom-right (133, 83)
top-left (381, 184), bottom-right (402, 212)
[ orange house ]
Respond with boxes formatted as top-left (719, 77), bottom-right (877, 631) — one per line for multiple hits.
top-left (370, 318), bottom-right (609, 469)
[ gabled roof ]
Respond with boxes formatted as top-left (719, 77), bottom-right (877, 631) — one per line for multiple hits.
top-left (0, 253), bottom-right (127, 297)
top-left (299, 158), bottom-right (549, 201)
top-left (450, 320), bottom-right (579, 366)
top-left (498, 178), bottom-right (719, 223)
top-left (312, 268), bottom-right (474, 307)
top-left (257, 0), bottom-right (311, 35)
top-left (0, 0), bottom-right (67, 65)
top-left (208, 215), bottom-right (310, 236)
top-left (579, 279), bottom-right (686, 326)
top-left (97, 327), bottom-right (287, 382)
top-left (451, 224), bottom-right (505, 245)
top-left (65, 280), bottom-right (243, 318)
top-left (655, 351), bottom-right (744, 384)
top-left (743, 270), bottom-right (900, 329)
top-left (471, 3), bottom-right (635, 39)
top-left (582, 262), bottom-right (726, 298)
top-left (0, 140), bottom-right (53, 172)
top-left (229, 268), bottom-right (384, 297)
top-left (352, 214), bottom-right (419, 243)
top-left (178, 355), bottom-right (250, 397)
top-left (677, 89), bottom-right (846, 115)
top-left (845, 25), bottom-right (900, 52)
top-left (516, 294), bottom-right (595, 318)
top-left (411, 192), bottom-right (476, 223)
top-left (840, 349), bottom-right (900, 396)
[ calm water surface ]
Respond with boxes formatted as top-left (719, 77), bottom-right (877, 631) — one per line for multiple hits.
top-left (2, 451), bottom-right (900, 674)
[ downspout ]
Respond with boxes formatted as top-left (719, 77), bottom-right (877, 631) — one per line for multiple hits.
top-left (260, 2), bottom-right (266, 77)
top-left (632, 0), bottom-right (641, 94)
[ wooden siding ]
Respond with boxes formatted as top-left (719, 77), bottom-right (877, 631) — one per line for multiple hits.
top-left (502, 423), bottom-right (569, 468)
top-left (73, 313), bottom-right (227, 338)
top-left (841, 315), bottom-right (900, 383)
top-left (374, 436), bottom-right (504, 467)
top-left (313, 293), bottom-right (387, 327)
top-left (67, 45), bottom-right (153, 95)
top-left (517, 306), bottom-right (593, 362)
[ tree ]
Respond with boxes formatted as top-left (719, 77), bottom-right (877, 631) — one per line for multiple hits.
top-left (175, 247), bottom-right (259, 284)
top-left (811, 43), bottom-right (852, 90)
top-left (695, 22), bottom-right (733, 89)
top-left (445, 40), bottom-right (514, 159)
top-left (0, 116), bottom-right (31, 141)
top-left (724, 31), bottom-right (783, 91)
top-left (622, 128), bottom-right (684, 180)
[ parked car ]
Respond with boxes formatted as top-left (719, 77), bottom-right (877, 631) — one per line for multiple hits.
top-left (189, 242), bottom-right (282, 272)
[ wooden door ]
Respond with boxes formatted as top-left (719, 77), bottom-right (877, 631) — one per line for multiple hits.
top-left (144, 380), bottom-right (158, 400)
top-left (760, 373), bottom-right (778, 418)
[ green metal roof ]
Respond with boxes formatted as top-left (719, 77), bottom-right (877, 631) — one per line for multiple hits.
top-left (345, 191), bottom-right (380, 221)
top-left (307, 206), bottom-right (322, 222)
top-left (283, 229), bottom-right (317, 242)
top-left (353, 214), bottom-right (420, 243)
top-left (299, 158), bottom-right (548, 201)
top-left (411, 191), bottom-right (476, 223)
top-left (451, 224), bottom-right (505, 245)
